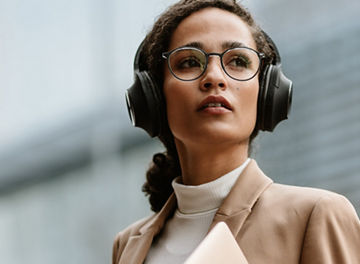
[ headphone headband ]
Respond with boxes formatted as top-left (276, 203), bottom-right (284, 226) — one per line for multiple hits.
top-left (261, 30), bottom-right (281, 65)
top-left (134, 39), bottom-right (147, 72)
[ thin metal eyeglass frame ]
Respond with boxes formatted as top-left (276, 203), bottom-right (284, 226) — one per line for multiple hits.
top-left (162, 46), bottom-right (265, 82)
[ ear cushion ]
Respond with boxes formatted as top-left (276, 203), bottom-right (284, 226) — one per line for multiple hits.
top-left (258, 64), bottom-right (293, 131)
top-left (257, 64), bottom-right (272, 131)
top-left (126, 70), bottom-right (164, 137)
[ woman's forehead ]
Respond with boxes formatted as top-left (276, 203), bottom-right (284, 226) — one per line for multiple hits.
top-left (168, 7), bottom-right (256, 51)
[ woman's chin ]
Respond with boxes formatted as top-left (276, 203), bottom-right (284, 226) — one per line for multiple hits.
top-left (174, 129), bottom-right (250, 148)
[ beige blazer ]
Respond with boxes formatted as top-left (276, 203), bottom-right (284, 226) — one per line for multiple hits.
top-left (112, 160), bottom-right (360, 264)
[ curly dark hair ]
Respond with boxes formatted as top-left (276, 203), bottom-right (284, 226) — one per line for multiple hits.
top-left (140, 0), bottom-right (276, 212)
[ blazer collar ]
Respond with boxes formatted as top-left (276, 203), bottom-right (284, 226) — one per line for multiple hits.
top-left (119, 159), bottom-right (272, 264)
top-left (119, 193), bottom-right (177, 264)
top-left (209, 159), bottom-right (273, 235)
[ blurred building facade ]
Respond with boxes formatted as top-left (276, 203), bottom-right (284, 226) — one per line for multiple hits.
top-left (0, 0), bottom-right (359, 263)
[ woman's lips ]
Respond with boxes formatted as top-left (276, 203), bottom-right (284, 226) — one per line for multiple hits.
top-left (197, 95), bottom-right (233, 114)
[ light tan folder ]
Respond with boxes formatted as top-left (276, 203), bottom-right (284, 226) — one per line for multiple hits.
top-left (184, 222), bottom-right (249, 264)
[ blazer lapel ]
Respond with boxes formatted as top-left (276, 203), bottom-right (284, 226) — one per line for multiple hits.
top-left (210, 160), bottom-right (273, 236)
top-left (119, 194), bottom-right (177, 264)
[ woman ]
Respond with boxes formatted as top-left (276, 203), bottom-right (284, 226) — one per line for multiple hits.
top-left (114, 0), bottom-right (360, 263)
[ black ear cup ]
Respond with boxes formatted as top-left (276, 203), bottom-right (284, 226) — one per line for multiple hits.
top-left (257, 64), bottom-right (293, 131)
top-left (257, 32), bottom-right (293, 132)
top-left (126, 70), bottom-right (164, 137)
top-left (125, 40), bottom-right (165, 137)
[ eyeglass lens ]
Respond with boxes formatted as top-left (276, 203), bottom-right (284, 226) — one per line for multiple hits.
top-left (167, 48), bottom-right (260, 81)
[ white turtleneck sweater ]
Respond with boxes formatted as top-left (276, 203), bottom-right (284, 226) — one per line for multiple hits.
top-left (144, 158), bottom-right (251, 264)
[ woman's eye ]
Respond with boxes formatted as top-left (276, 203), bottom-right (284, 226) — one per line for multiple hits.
top-left (178, 57), bottom-right (201, 69)
top-left (228, 56), bottom-right (250, 68)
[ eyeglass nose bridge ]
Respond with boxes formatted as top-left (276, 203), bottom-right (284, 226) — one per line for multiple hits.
top-left (204, 52), bottom-right (224, 64)
top-left (201, 52), bottom-right (227, 77)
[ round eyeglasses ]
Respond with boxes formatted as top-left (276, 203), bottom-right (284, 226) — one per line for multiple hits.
top-left (162, 46), bottom-right (265, 82)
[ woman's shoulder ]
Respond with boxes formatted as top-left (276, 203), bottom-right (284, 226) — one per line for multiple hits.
top-left (262, 184), bottom-right (360, 262)
top-left (262, 182), bottom-right (358, 218)
top-left (270, 182), bottom-right (350, 201)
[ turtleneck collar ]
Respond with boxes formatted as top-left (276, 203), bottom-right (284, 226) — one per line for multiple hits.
top-left (172, 158), bottom-right (251, 214)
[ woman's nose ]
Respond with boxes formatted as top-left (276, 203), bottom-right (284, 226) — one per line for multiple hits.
top-left (200, 58), bottom-right (228, 91)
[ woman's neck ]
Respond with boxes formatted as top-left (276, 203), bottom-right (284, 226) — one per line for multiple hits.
top-left (175, 139), bottom-right (249, 186)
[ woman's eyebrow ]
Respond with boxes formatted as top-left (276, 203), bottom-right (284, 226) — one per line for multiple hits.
top-left (222, 41), bottom-right (246, 49)
top-left (178, 41), bottom-right (204, 49)
top-left (176, 41), bottom-right (246, 50)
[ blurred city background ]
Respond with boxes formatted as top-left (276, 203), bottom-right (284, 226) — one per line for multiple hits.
top-left (0, 0), bottom-right (359, 263)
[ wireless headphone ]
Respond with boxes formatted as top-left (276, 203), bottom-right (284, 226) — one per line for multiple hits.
top-left (125, 39), bottom-right (163, 137)
top-left (257, 32), bottom-right (293, 132)
top-left (126, 32), bottom-right (293, 137)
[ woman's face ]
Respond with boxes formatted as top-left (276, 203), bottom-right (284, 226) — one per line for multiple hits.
top-left (163, 7), bottom-right (259, 149)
